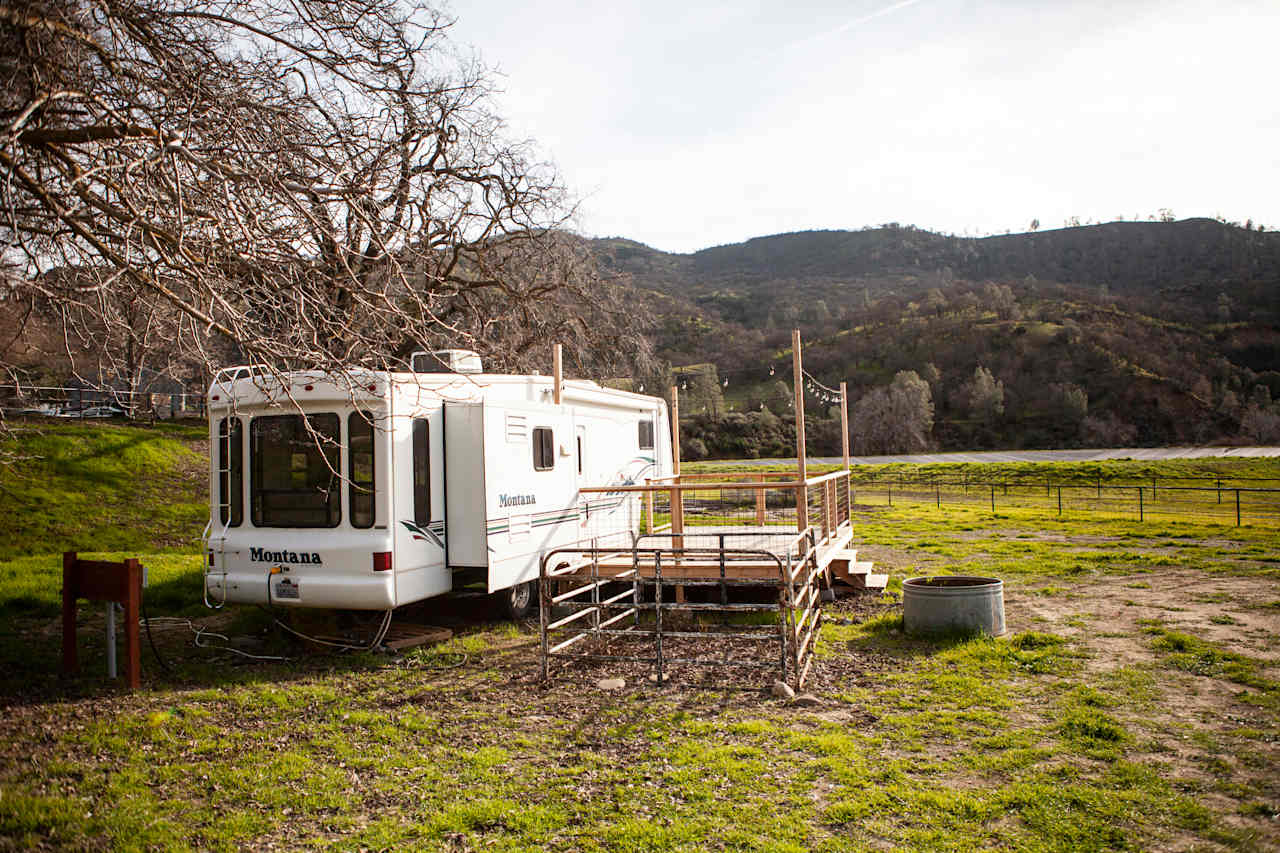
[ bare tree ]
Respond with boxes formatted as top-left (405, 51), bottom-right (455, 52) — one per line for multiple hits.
top-left (850, 370), bottom-right (933, 455)
top-left (1, 0), bottom-right (648, 394)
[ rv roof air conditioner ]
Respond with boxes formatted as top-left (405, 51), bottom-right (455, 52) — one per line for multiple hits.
top-left (411, 349), bottom-right (483, 374)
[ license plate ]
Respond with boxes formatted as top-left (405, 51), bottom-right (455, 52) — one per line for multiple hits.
top-left (273, 578), bottom-right (300, 600)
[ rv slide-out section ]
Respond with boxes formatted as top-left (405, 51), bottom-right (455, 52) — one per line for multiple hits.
top-left (445, 400), bottom-right (643, 593)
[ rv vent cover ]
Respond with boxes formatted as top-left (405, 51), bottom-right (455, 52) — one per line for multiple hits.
top-left (410, 349), bottom-right (483, 374)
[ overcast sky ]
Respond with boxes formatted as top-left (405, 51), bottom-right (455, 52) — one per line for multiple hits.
top-left (448, 0), bottom-right (1279, 254)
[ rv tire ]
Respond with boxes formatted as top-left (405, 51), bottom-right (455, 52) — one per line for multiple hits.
top-left (503, 580), bottom-right (536, 621)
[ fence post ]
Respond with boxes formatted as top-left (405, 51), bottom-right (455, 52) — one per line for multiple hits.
top-left (935, 480), bottom-right (940, 509)
top-left (1138, 487), bottom-right (1144, 522)
top-left (887, 482), bottom-right (892, 506)
top-left (1236, 489), bottom-right (1241, 526)
top-left (1217, 479), bottom-right (1222, 504)
top-left (1057, 486), bottom-right (1062, 516)
top-left (990, 485), bottom-right (996, 513)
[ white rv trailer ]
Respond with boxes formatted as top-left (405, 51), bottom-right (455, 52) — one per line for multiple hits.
top-left (202, 352), bottom-right (673, 617)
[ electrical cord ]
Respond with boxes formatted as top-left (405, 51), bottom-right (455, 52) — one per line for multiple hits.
top-left (139, 590), bottom-right (172, 674)
top-left (265, 606), bottom-right (394, 652)
top-left (138, 617), bottom-right (291, 662)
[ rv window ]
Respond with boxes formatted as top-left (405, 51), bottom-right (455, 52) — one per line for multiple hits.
top-left (638, 419), bottom-right (655, 450)
top-left (349, 412), bottom-right (375, 529)
top-left (250, 413), bottom-right (341, 528)
top-left (412, 418), bottom-right (430, 525)
top-left (217, 417), bottom-right (243, 527)
top-left (533, 427), bottom-right (554, 471)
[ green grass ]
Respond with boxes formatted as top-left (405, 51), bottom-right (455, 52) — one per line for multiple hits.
top-left (1, 432), bottom-right (1277, 850)
top-left (0, 419), bottom-right (207, 560)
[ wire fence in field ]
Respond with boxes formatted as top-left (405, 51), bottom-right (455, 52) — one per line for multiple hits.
top-left (845, 476), bottom-right (1280, 527)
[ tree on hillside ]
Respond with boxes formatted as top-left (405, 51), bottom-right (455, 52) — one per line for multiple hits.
top-left (967, 366), bottom-right (1005, 423)
top-left (982, 283), bottom-right (1020, 321)
top-left (849, 370), bottom-right (933, 455)
top-left (1, 0), bottom-right (647, 388)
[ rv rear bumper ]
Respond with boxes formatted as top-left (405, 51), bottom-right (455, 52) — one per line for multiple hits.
top-left (206, 569), bottom-right (395, 610)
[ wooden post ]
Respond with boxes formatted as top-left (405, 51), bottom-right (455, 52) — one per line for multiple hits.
top-left (792, 330), bottom-right (808, 532)
top-left (755, 473), bottom-right (766, 526)
top-left (123, 559), bottom-right (141, 689)
top-left (552, 343), bottom-right (562, 405)
top-left (670, 385), bottom-right (684, 543)
top-left (840, 381), bottom-right (850, 470)
top-left (61, 552), bottom-right (77, 676)
top-left (645, 478), bottom-right (654, 535)
top-left (670, 384), bottom-right (684, 599)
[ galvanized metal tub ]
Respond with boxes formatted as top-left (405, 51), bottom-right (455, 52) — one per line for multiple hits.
top-left (902, 575), bottom-right (1006, 637)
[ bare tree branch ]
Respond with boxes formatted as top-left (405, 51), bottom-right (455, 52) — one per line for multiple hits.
top-left (1, 0), bottom-right (651, 399)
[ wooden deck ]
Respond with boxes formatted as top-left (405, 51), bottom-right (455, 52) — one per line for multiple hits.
top-left (554, 524), bottom-right (856, 582)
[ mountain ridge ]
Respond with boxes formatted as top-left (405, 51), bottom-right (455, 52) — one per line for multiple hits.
top-left (590, 218), bottom-right (1280, 454)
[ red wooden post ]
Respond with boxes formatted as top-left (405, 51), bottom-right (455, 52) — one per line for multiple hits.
top-left (62, 551), bottom-right (78, 675)
top-left (123, 558), bottom-right (142, 689)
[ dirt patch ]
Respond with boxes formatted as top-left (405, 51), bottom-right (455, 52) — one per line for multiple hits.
top-left (1008, 569), bottom-right (1280, 664)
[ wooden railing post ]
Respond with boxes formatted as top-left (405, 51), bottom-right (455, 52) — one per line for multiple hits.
top-left (755, 473), bottom-right (766, 526)
top-left (792, 330), bottom-right (808, 533)
top-left (670, 385), bottom-right (684, 546)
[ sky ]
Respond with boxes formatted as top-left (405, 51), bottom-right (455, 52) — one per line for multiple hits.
top-left (447, 0), bottom-right (1280, 254)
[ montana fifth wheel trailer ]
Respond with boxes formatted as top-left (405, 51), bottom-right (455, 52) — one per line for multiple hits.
top-left (202, 355), bottom-right (673, 617)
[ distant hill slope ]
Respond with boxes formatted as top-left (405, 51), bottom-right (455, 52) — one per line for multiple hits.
top-left (591, 219), bottom-right (1280, 453)
top-left (597, 219), bottom-right (1279, 320)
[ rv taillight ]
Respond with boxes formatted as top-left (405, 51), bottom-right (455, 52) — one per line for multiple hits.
top-left (211, 394), bottom-right (219, 401)
top-left (304, 384), bottom-right (314, 391)
top-left (367, 384), bottom-right (376, 392)
top-left (373, 552), bottom-right (392, 572)
top-left (207, 551), bottom-right (215, 567)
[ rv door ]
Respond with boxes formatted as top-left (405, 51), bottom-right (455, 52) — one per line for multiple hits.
top-left (391, 405), bottom-right (450, 603)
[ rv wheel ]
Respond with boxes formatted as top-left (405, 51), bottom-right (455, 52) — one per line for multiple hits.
top-left (503, 580), bottom-right (536, 621)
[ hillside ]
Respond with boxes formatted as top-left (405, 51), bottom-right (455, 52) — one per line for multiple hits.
top-left (593, 219), bottom-right (1280, 455)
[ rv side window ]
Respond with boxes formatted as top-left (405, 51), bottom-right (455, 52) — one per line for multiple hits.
top-left (217, 417), bottom-right (243, 527)
top-left (533, 427), bottom-right (554, 471)
top-left (638, 419), bottom-right (655, 450)
top-left (576, 435), bottom-right (583, 475)
top-left (412, 418), bottom-right (430, 525)
top-left (348, 411), bottom-right (375, 529)
top-left (250, 413), bottom-right (341, 528)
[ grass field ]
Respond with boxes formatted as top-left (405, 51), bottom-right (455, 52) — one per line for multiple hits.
top-left (0, 423), bottom-right (1277, 850)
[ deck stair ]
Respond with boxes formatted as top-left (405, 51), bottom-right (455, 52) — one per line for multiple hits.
top-left (826, 549), bottom-right (889, 591)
